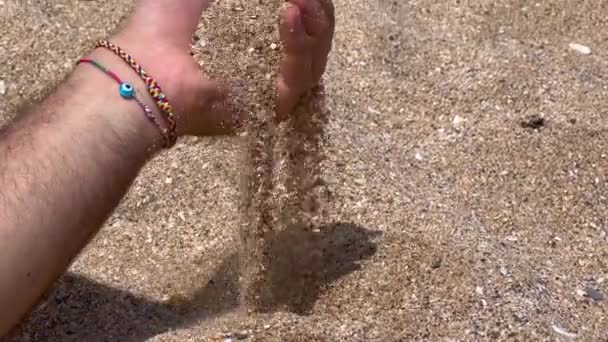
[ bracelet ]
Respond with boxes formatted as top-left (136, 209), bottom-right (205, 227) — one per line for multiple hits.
top-left (77, 58), bottom-right (174, 148)
top-left (95, 40), bottom-right (177, 135)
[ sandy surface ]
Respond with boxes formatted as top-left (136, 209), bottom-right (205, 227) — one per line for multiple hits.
top-left (2, 0), bottom-right (608, 341)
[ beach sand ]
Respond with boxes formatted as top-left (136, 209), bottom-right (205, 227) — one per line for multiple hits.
top-left (1, 0), bottom-right (607, 340)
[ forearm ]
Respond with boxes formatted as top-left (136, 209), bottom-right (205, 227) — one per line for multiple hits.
top-left (0, 50), bottom-right (161, 334)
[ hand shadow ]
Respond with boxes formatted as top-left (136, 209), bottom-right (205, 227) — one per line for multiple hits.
top-left (9, 273), bottom-right (181, 342)
top-left (261, 222), bottom-right (381, 314)
top-left (169, 222), bottom-right (381, 322)
top-left (10, 222), bottom-right (380, 341)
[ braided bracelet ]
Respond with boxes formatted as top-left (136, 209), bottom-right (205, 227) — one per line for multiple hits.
top-left (77, 58), bottom-right (174, 148)
top-left (95, 40), bottom-right (177, 135)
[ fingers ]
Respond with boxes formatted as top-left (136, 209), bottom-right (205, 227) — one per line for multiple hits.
top-left (276, 0), bottom-right (335, 121)
top-left (317, 0), bottom-right (336, 27)
top-left (276, 3), bottom-right (313, 121)
top-left (288, 0), bottom-right (331, 36)
top-left (276, 67), bottom-right (310, 122)
top-left (279, 3), bottom-right (310, 54)
top-left (293, 0), bottom-right (334, 81)
top-left (285, 0), bottom-right (335, 79)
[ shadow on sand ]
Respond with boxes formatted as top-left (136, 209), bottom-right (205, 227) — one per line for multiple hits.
top-left (12, 222), bottom-right (380, 341)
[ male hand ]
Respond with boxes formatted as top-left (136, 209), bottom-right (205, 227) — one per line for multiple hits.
top-left (113, 0), bottom-right (335, 136)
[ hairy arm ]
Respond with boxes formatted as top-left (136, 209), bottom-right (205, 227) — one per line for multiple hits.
top-left (0, 49), bottom-right (162, 335)
top-left (0, 0), bottom-right (333, 335)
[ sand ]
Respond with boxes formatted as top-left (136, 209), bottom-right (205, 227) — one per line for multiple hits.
top-left (1, 0), bottom-right (607, 341)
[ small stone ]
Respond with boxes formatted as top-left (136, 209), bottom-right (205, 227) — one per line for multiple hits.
top-left (505, 236), bottom-right (518, 242)
top-left (234, 330), bottom-right (250, 340)
top-left (263, 324), bottom-right (271, 330)
top-left (585, 286), bottom-right (604, 302)
top-left (475, 286), bottom-right (484, 296)
top-left (165, 177), bottom-right (173, 185)
top-left (270, 42), bottom-right (278, 50)
top-left (452, 115), bottom-right (465, 127)
top-left (415, 152), bottom-right (424, 161)
top-left (499, 266), bottom-right (508, 276)
top-left (0, 80), bottom-right (6, 95)
top-left (223, 339), bottom-right (233, 342)
top-left (430, 256), bottom-right (442, 269)
top-left (520, 115), bottom-right (545, 130)
top-left (199, 39), bottom-right (208, 48)
top-left (569, 43), bottom-right (592, 55)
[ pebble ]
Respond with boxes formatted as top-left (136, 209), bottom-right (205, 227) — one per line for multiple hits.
top-left (585, 286), bottom-right (604, 302)
top-left (569, 43), bottom-right (592, 55)
top-left (354, 178), bottom-right (366, 186)
top-left (0, 80), bottom-right (6, 95)
top-left (430, 256), bottom-right (442, 269)
top-left (475, 286), bottom-right (484, 296)
top-left (234, 330), bottom-right (250, 340)
top-left (165, 177), bottom-right (174, 184)
top-left (499, 266), bottom-right (508, 276)
top-left (415, 152), bottom-right (424, 161)
top-left (452, 115), bottom-right (465, 127)
top-left (270, 42), bottom-right (278, 50)
top-left (520, 115), bottom-right (545, 130)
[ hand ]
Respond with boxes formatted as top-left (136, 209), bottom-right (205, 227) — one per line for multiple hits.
top-left (113, 0), bottom-right (232, 137)
top-left (112, 0), bottom-right (335, 136)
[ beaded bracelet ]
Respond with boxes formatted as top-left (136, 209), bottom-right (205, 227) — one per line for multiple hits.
top-left (95, 40), bottom-right (177, 135)
top-left (77, 58), bottom-right (174, 148)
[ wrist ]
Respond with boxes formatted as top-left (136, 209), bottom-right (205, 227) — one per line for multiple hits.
top-left (73, 50), bottom-right (165, 154)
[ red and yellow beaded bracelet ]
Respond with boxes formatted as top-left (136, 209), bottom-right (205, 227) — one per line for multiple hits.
top-left (95, 40), bottom-right (177, 144)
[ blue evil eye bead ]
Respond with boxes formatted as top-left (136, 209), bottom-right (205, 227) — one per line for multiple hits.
top-left (119, 83), bottom-right (135, 99)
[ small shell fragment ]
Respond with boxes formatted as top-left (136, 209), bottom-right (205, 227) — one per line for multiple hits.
top-left (569, 43), bottom-right (592, 55)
